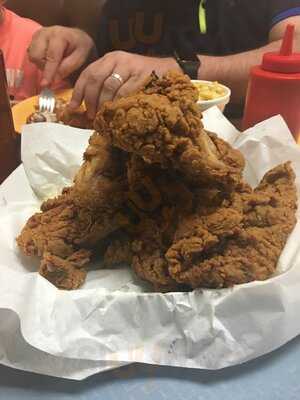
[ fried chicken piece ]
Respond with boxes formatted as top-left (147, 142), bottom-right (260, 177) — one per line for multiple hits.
top-left (71, 132), bottom-right (128, 214)
top-left (125, 157), bottom-right (192, 291)
top-left (141, 71), bottom-right (199, 104)
top-left (95, 91), bottom-right (244, 190)
top-left (103, 236), bottom-right (133, 267)
top-left (56, 107), bottom-right (94, 129)
top-left (131, 217), bottom-right (179, 292)
top-left (127, 155), bottom-right (194, 215)
top-left (127, 156), bottom-right (162, 212)
top-left (166, 163), bottom-right (297, 289)
top-left (39, 249), bottom-right (91, 290)
top-left (26, 98), bottom-right (93, 129)
top-left (17, 132), bottom-right (129, 289)
top-left (126, 155), bottom-right (196, 283)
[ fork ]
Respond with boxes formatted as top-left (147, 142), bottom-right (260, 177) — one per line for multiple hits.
top-left (39, 88), bottom-right (56, 113)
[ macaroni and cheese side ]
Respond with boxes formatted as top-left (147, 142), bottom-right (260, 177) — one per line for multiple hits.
top-left (193, 81), bottom-right (227, 101)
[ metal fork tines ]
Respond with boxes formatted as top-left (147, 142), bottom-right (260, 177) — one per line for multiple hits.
top-left (39, 88), bottom-right (56, 113)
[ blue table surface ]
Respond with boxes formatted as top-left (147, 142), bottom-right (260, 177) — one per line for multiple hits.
top-left (0, 336), bottom-right (299, 400)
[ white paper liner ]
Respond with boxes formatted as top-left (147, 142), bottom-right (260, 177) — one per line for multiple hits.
top-left (1, 108), bottom-right (300, 380)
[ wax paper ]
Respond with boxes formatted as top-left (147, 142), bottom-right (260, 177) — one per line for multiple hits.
top-left (1, 109), bottom-right (300, 380)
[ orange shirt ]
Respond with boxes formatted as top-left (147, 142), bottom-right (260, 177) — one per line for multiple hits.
top-left (0, 8), bottom-right (66, 101)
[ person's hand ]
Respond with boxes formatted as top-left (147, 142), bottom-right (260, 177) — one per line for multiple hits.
top-left (69, 51), bottom-right (181, 119)
top-left (28, 26), bottom-right (96, 86)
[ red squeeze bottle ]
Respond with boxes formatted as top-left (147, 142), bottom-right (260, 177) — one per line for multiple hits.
top-left (243, 24), bottom-right (300, 141)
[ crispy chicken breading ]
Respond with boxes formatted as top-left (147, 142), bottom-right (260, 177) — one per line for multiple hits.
top-left (17, 132), bottom-right (129, 289)
top-left (166, 163), bottom-right (297, 288)
top-left (95, 92), bottom-right (244, 190)
top-left (40, 249), bottom-right (91, 290)
top-left (131, 217), bottom-right (179, 292)
top-left (127, 155), bottom-right (194, 215)
top-left (141, 71), bottom-right (199, 104)
top-left (103, 235), bottom-right (133, 267)
top-left (56, 107), bottom-right (94, 130)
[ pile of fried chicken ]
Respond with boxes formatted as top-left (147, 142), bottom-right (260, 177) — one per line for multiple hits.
top-left (17, 71), bottom-right (298, 291)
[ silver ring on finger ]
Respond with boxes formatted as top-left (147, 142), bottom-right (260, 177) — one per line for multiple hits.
top-left (110, 72), bottom-right (124, 86)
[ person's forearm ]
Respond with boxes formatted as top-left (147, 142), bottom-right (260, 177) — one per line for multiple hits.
top-left (198, 39), bottom-right (293, 103)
